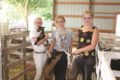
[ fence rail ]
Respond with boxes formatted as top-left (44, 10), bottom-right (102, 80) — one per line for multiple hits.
top-left (1, 31), bottom-right (34, 80)
top-left (1, 29), bottom-right (78, 80)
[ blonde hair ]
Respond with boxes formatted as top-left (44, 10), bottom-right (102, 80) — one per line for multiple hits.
top-left (82, 10), bottom-right (94, 18)
top-left (55, 15), bottom-right (65, 23)
top-left (34, 17), bottom-right (42, 22)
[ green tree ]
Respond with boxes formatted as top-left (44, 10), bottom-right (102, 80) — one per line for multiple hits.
top-left (5, 0), bottom-right (49, 30)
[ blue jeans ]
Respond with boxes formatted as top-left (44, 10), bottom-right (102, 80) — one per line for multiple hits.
top-left (68, 56), bottom-right (95, 80)
top-left (77, 56), bottom-right (95, 80)
top-left (52, 49), bottom-right (67, 80)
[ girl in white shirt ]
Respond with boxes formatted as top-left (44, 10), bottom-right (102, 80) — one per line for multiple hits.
top-left (29, 17), bottom-right (48, 80)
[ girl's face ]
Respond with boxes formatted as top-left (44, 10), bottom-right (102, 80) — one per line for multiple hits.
top-left (55, 18), bottom-right (65, 28)
top-left (83, 13), bottom-right (93, 26)
top-left (34, 19), bottom-right (42, 28)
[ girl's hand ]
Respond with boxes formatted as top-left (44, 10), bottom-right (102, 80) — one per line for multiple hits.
top-left (36, 39), bottom-right (44, 45)
top-left (72, 49), bottom-right (80, 55)
top-left (47, 49), bottom-right (52, 58)
top-left (45, 35), bottom-right (48, 40)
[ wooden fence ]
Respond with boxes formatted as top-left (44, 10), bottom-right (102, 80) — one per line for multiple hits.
top-left (1, 29), bottom-right (78, 80)
top-left (1, 31), bottom-right (34, 80)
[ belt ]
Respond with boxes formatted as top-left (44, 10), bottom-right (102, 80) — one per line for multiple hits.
top-left (34, 51), bottom-right (46, 54)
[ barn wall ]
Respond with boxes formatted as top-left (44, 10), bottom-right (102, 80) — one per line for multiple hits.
top-left (93, 0), bottom-right (120, 32)
top-left (55, 0), bottom-right (89, 28)
top-left (55, 0), bottom-right (120, 32)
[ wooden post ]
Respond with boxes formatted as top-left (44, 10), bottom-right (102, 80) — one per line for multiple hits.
top-left (89, 0), bottom-right (95, 13)
top-left (2, 36), bottom-right (9, 80)
top-left (1, 32), bottom-right (33, 80)
top-left (0, 38), bottom-right (2, 80)
top-left (53, 0), bottom-right (56, 20)
top-left (23, 37), bottom-right (27, 80)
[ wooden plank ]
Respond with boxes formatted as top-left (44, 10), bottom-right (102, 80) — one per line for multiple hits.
top-left (2, 37), bottom-right (9, 80)
top-left (23, 37), bottom-right (27, 80)
top-left (56, 2), bottom-right (89, 5)
top-left (114, 14), bottom-right (117, 34)
top-left (0, 38), bottom-right (2, 80)
top-left (5, 29), bottom-right (50, 39)
top-left (91, 2), bottom-right (120, 5)
top-left (95, 16), bottom-right (114, 19)
top-left (10, 64), bottom-right (34, 80)
top-left (99, 29), bottom-right (113, 33)
top-left (2, 42), bottom-right (31, 53)
top-left (67, 28), bottom-right (113, 33)
top-left (4, 31), bottom-right (29, 39)
top-left (5, 54), bottom-right (32, 69)
top-left (89, 0), bottom-right (94, 11)
top-left (56, 1), bottom-right (120, 5)
top-left (53, 0), bottom-right (57, 20)
top-left (67, 28), bottom-right (79, 31)
top-left (94, 12), bottom-right (119, 15)
top-left (60, 15), bottom-right (82, 18)
top-left (58, 14), bottom-right (114, 19)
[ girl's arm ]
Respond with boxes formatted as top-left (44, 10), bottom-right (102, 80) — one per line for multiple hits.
top-left (73, 28), bottom-right (99, 55)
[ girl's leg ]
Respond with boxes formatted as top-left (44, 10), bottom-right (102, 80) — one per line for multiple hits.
top-left (54, 52), bottom-right (67, 80)
top-left (33, 53), bottom-right (47, 80)
top-left (82, 57), bottom-right (95, 80)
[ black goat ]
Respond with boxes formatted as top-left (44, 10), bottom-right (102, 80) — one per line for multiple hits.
top-left (34, 27), bottom-right (45, 45)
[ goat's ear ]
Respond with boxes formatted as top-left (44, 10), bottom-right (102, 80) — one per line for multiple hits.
top-left (42, 27), bottom-right (45, 30)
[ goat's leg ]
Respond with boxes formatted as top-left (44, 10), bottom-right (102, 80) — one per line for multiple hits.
top-left (44, 54), bottom-right (62, 80)
top-left (66, 57), bottom-right (80, 80)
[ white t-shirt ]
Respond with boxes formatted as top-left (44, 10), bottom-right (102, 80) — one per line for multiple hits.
top-left (52, 28), bottom-right (73, 51)
top-left (29, 28), bottom-right (46, 52)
